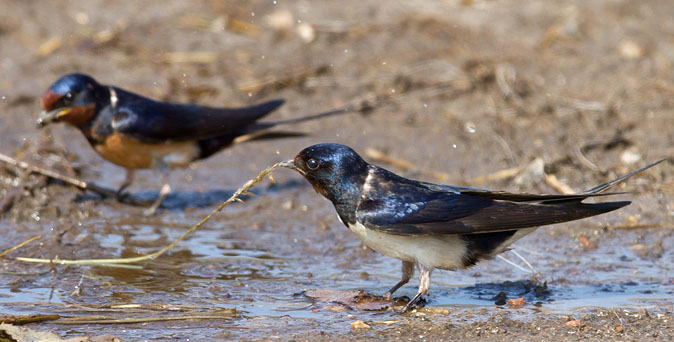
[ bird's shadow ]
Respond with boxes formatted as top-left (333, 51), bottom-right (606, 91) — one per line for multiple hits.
top-left (74, 178), bottom-right (309, 211)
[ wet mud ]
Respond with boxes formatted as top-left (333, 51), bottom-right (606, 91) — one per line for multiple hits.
top-left (1, 0), bottom-right (673, 340)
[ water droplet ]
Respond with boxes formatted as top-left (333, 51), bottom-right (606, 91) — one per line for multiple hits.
top-left (251, 12), bottom-right (255, 16)
top-left (391, 89), bottom-right (396, 93)
top-left (273, 0), bottom-right (277, 3)
top-left (297, 19), bottom-right (302, 23)
top-left (248, 92), bottom-right (252, 97)
top-left (1, 96), bottom-right (5, 100)
top-left (153, 81), bottom-right (158, 85)
top-left (275, 150), bottom-right (280, 155)
top-left (183, 73), bottom-right (187, 77)
top-left (344, 49), bottom-right (349, 53)
top-left (465, 122), bottom-right (476, 133)
top-left (423, 103), bottom-right (428, 108)
top-left (382, 61), bottom-right (387, 65)
top-left (452, 144), bottom-right (457, 149)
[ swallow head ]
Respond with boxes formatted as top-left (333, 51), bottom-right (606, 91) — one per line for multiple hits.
top-left (37, 73), bottom-right (101, 128)
top-left (293, 143), bottom-right (368, 202)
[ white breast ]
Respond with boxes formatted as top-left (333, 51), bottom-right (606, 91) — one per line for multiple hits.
top-left (347, 222), bottom-right (468, 270)
top-left (347, 222), bottom-right (539, 270)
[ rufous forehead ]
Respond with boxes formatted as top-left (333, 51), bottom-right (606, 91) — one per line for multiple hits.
top-left (41, 90), bottom-right (63, 110)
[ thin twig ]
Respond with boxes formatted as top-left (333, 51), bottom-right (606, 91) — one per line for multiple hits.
top-left (0, 314), bottom-right (60, 325)
top-left (16, 161), bottom-right (293, 266)
top-left (0, 152), bottom-right (117, 198)
top-left (472, 166), bottom-right (523, 185)
top-left (0, 235), bottom-right (41, 258)
top-left (364, 148), bottom-right (450, 182)
top-left (53, 312), bottom-right (237, 324)
top-left (70, 274), bottom-right (85, 297)
top-left (544, 173), bottom-right (576, 194)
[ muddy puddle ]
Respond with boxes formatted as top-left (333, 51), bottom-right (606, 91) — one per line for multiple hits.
top-left (1, 0), bottom-right (674, 340)
top-left (1, 182), bottom-right (672, 340)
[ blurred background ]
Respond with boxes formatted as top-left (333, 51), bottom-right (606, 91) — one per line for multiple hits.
top-left (0, 0), bottom-right (672, 340)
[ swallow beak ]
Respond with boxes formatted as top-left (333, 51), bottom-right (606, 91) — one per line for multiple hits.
top-left (279, 159), bottom-right (304, 174)
top-left (36, 108), bottom-right (69, 128)
top-left (290, 155), bottom-right (309, 175)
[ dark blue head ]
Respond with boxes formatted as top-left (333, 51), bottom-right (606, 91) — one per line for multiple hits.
top-left (293, 143), bottom-right (369, 202)
top-left (37, 73), bottom-right (103, 128)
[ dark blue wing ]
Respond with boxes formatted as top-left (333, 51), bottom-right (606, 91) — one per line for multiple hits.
top-left (355, 167), bottom-right (630, 236)
top-left (108, 87), bottom-right (284, 143)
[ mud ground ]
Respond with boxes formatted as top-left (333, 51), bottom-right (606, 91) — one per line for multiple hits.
top-left (0, 0), bottom-right (673, 341)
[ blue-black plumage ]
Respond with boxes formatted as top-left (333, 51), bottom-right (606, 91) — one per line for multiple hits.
top-left (291, 143), bottom-right (663, 311)
top-left (37, 73), bottom-right (345, 214)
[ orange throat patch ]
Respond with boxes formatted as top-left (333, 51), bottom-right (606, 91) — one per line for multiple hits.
top-left (60, 105), bottom-right (96, 128)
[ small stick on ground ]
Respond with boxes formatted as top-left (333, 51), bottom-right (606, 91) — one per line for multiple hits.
top-left (52, 309), bottom-right (238, 324)
top-left (0, 314), bottom-right (60, 325)
top-left (364, 148), bottom-right (450, 182)
top-left (0, 151), bottom-right (155, 207)
top-left (472, 166), bottom-right (523, 185)
top-left (0, 235), bottom-right (41, 258)
top-left (544, 174), bottom-right (576, 194)
top-left (16, 160), bottom-right (294, 266)
top-left (0, 152), bottom-right (117, 198)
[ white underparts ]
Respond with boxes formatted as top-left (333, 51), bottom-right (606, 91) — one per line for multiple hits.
top-left (347, 221), bottom-right (467, 270)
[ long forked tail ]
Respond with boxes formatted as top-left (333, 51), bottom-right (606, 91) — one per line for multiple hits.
top-left (234, 107), bottom-right (354, 144)
top-left (583, 159), bottom-right (666, 194)
top-left (268, 107), bottom-right (352, 126)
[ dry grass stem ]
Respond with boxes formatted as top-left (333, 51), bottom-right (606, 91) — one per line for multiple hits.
top-left (544, 174), bottom-right (576, 194)
top-left (0, 314), bottom-right (60, 325)
top-left (0, 152), bottom-right (117, 198)
top-left (15, 161), bottom-right (293, 266)
top-left (0, 235), bottom-right (41, 258)
top-left (364, 148), bottom-right (450, 182)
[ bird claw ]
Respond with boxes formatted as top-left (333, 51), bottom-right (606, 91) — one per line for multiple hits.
top-left (401, 294), bottom-right (425, 313)
top-left (142, 205), bottom-right (160, 216)
top-left (115, 191), bottom-right (130, 202)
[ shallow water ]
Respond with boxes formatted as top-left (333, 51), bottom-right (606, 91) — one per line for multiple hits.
top-left (1, 0), bottom-right (673, 340)
top-left (1, 183), bottom-right (672, 340)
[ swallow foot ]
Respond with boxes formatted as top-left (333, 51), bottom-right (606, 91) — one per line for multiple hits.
top-left (115, 190), bottom-right (131, 202)
top-left (142, 206), bottom-right (159, 216)
top-left (401, 293), bottom-right (425, 313)
top-left (142, 183), bottom-right (171, 216)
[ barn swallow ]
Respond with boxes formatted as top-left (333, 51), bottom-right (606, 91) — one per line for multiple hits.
top-left (37, 73), bottom-right (346, 215)
top-left (290, 143), bottom-right (663, 311)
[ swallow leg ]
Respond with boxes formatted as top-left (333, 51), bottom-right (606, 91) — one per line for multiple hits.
top-left (402, 263), bottom-right (433, 312)
top-left (384, 260), bottom-right (414, 300)
top-left (143, 163), bottom-right (171, 216)
top-left (115, 169), bottom-right (135, 199)
top-left (143, 183), bottom-right (171, 216)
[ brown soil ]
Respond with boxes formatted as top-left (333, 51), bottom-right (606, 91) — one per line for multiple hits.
top-left (0, 0), bottom-right (672, 341)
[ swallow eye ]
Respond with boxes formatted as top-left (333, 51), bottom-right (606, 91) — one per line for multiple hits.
top-left (61, 92), bottom-right (74, 106)
top-left (306, 158), bottom-right (320, 170)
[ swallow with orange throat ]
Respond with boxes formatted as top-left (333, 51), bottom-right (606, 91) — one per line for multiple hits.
top-left (288, 143), bottom-right (663, 311)
top-left (37, 73), bottom-right (349, 215)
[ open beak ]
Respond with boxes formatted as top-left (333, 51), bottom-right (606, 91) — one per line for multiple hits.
top-left (36, 108), bottom-right (69, 128)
